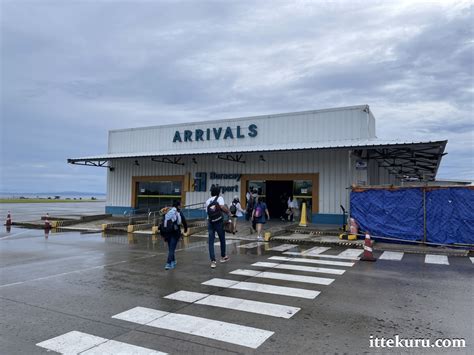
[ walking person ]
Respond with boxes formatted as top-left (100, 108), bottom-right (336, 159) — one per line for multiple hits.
top-left (246, 188), bottom-right (258, 232)
top-left (287, 195), bottom-right (298, 222)
top-left (229, 196), bottom-right (245, 234)
top-left (252, 197), bottom-right (270, 241)
top-left (206, 185), bottom-right (231, 268)
top-left (159, 203), bottom-right (185, 270)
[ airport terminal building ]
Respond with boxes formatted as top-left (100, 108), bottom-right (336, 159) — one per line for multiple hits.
top-left (68, 105), bottom-right (447, 224)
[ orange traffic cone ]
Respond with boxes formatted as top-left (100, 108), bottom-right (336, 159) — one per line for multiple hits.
top-left (5, 211), bottom-right (12, 226)
top-left (360, 233), bottom-right (376, 262)
top-left (44, 213), bottom-right (51, 229)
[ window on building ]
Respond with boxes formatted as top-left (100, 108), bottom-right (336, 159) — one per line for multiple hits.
top-left (136, 181), bottom-right (182, 210)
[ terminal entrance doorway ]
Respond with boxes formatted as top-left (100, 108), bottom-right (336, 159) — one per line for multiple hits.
top-left (266, 180), bottom-right (293, 220)
top-left (243, 174), bottom-right (318, 219)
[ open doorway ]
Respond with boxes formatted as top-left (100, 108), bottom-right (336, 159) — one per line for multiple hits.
top-left (266, 180), bottom-right (293, 220)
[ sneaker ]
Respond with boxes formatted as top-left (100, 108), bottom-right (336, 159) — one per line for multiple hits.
top-left (210, 261), bottom-right (217, 268)
top-left (171, 261), bottom-right (177, 268)
top-left (257, 236), bottom-right (263, 241)
top-left (220, 256), bottom-right (230, 263)
top-left (165, 263), bottom-right (172, 270)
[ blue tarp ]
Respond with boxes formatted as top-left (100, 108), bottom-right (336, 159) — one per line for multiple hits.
top-left (350, 187), bottom-right (474, 245)
top-left (426, 188), bottom-right (474, 245)
top-left (351, 188), bottom-right (423, 241)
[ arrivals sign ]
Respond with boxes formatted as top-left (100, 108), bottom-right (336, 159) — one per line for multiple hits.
top-left (173, 124), bottom-right (258, 143)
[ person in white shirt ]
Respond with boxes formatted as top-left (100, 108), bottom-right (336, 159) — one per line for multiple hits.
top-left (229, 196), bottom-right (245, 234)
top-left (205, 185), bottom-right (231, 268)
top-left (287, 195), bottom-right (298, 222)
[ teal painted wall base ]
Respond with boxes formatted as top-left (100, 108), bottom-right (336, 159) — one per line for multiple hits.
top-left (106, 206), bottom-right (344, 225)
top-left (311, 213), bottom-right (344, 225)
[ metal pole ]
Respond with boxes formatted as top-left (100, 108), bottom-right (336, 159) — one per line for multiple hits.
top-left (423, 187), bottom-right (427, 244)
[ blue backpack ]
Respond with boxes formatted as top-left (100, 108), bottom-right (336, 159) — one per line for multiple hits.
top-left (254, 203), bottom-right (263, 218)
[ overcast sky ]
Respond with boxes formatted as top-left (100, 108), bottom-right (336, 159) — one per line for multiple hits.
top-left (1, 0), bottom-right (473, 193)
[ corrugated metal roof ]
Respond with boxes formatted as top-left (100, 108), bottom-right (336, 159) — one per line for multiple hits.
top-left (68, 138), bottom-right (447, 162)
top-left (109, 105), bottom-right (370, 133)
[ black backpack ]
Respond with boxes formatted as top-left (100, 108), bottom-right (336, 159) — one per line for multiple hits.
top-left (207, 196), bottom-right (223, 222)
top-left (159, 216), bottom-right (179, 236)
top-left (229, 202), bottom-right (237, 215)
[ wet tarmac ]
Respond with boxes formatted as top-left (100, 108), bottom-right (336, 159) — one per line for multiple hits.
top-left (1, 226), bottom-right (472, 354)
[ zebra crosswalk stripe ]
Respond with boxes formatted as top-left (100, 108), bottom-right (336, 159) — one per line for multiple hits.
top-left (268, 244), bottom-right (298, 251)
top-left (470, 257), bottom-right (474, 264)
top-left (379, 251), bottom-right (404, 261)
top-left (283, 251), bottom-right (360, 260)
top-left (251, 261), bottom-right (345, 275)
top-left (202, 278), bottom-right (320, 299)
top-left (164, 290), bottom-right (300, 318)
top-left (230, 269), bottom-right (335, 285)
top-left (238, 242), bottom-right (266, 249)
top-left (334, 249), bottom-right (364, 258)
top-left (269, 256), bottom-right (355, 267)
top-left (112, 306), bottom-right (274, 349)
top-left (425, 254), bottom-right (449, 265)
top-left (36, 330), bottom-right (167, 354)
top-left (303, 247), bottom-right (331, 255)
top-left (214, 240), bottom-right (240, 245)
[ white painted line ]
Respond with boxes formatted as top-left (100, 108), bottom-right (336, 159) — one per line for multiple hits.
top-left (252, 262), bottom-right (345, 275)
top-left (112, 306), bottom-right (274, 349)
top-left (82, 341), bottom-right (166, 354)
top-left (202, 278), bottom-right (320, 299)
top-left (214, 240), bottom-right (240, 246)
top-left (303, 247), bottom-right (331, 255)
top-left (165, 290), bottom-right (300, 319)
top-left (230, 269), bottom-right (335, 285)
top-left (425, 254), bottom-right (449, 265)
top-left (269, 256), bottom-right (355, 267)
top-left (335, 249), bottom-right (364, 258)
top-left (36, 330), bottom-right (166, 354)
top-left (0, 230), bottom-right (31, 240)
top-left (379, 251), bottom-right (404, 261)
top-left (238, 242), bottom-right (266, 249)
top-left (0, 254), bottom-right (159, 288)
top-left (268, 244), bottom-right (298, 251)
top-left (470, 257), bottom-right (474, 264)
top-left (283, 251), bottom-right (360, 260)
top-left (164, 290), bottom-right (208, 303)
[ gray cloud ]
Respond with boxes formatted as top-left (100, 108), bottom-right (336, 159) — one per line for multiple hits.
top-left (1, 0), bottom-right (473, 193)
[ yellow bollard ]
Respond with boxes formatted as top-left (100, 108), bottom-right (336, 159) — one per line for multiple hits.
top-left (348, 234), bottom-right (357, 241)
top-left (151, 226), bottom-right (159, 235)
top-left (127, 225), bottom-right (134, 233)
top-left (299, 202), bottom-right (307, 227)
top-left (102, 224), bottom-right (107, 231)
top-left (264, 232), bottom-right (271, 242)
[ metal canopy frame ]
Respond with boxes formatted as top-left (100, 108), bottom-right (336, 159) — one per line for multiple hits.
top-left (151, 157), bottom-right (185, 166)
top-left (355, 142), bottom-right (447, 181)
top-left (67, 159), bottom-right (114, 171)
top-left (216, 154), bottom-right (246, 164)
top-left (67, 140), bottom-right (447, 181)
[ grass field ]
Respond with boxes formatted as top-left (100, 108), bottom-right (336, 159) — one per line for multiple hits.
top-left (0, 199), bottom-right (105, 203)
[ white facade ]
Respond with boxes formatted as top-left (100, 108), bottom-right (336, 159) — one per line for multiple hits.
top-left (70, 105), bottom-right (445, 223)
top-left (107, 105), bottom-right (376, 156)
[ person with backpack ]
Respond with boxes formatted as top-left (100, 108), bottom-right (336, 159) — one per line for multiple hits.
top-left (230, 196), bottom-right (245, 234)
top-left (246, 189), bottom-right (258, 232)
top-left (252, 196), bottom-right (270, 241)
top-left (159, 203), bottom-right (185, 270)
top-left (206, 185), bottom-right (231, 268)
